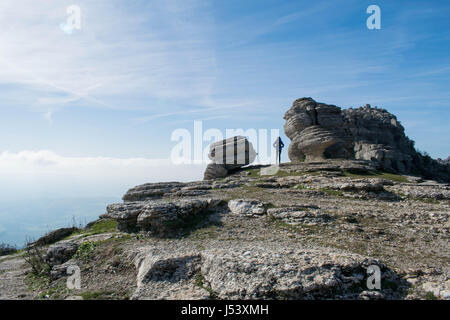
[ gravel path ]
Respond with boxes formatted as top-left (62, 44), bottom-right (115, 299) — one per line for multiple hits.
top-left (0, 255), bottom-right (34, 300)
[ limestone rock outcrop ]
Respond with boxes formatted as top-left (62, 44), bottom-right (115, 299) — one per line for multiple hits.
top-left (283, 98), bottom-right (450, 182)
top-left (102, 198), bottom-right (223, 234)
top-left (44, 242), bottom-right (80, 266)
top-left (294, 126), bottom-right (341, 161)
top-left (227, 199), bottom-right (266, 216)
top-left (204, 136), bottom-right (257, 180)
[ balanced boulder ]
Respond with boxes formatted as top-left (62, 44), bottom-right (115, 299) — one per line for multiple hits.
top-left (204, 136), bottom-right (257, 180)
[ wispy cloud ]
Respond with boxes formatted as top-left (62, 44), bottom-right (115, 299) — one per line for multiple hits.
top-left (131, 99), bottom-right (259, 124)
top-left (0, 0), bottom-right (217, 116)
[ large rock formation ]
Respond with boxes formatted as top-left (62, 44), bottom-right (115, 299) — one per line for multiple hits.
top-left (284, 98), bottom-right (450, 182)
top-left (204, 136), bottom-right (257, 180)
top-left (103, 198), bottom-right (223, 234)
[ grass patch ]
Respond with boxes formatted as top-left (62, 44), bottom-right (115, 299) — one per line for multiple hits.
top-left (64, 219), bottom-right (118, 240)
top-left (95, 234), bottom-right (134, 246)
top-left (425, 291), bottom-right (438, 300)
top-left (189, 225), bottom-right (220, 240)
top-left (86, 219), bottom-right (118, 234)
top-left (342, 170), bottom-right (409, 183)
top-left (27, 272), bottom-right (51, 291)
top-left (245, 168), bottom-right (260, 177)
top-left (81, 291), bottom-right (115, 300)
top-left (320, 188), bottom-right (344, 197)
top-left (73, 242), bottom-right (97, 261)
top-left (395, 192), bottom-right (440, 204)
top-left (194, 272), bottom-right (217, 299)
top-left (413, 197), bottom-right (440, 204)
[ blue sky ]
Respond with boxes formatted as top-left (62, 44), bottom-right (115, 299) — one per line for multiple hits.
top-left (0, 0), bottom-right (449, 243)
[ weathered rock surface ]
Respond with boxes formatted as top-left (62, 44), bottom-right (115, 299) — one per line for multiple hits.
top-left (283, 98), bottom-right (450, 182)
top-left (204, 136), bottom-right (257, 180)
top-left (228, 199), bottom-right (267, 216)
top-left (200, 246), bottom-right (398, 299)
top-left (267, 207), bottom-right (333, 225)
top-left (131, 243), bottom-right (406, 300)
top-left (203, 163), bottom-right (229, 180)
top-left (103, 198), bottom-right (223, 234)
top-left (123, 182), bottom-right (187, 202)
top-left (45, 242), bottom-right (79, 266)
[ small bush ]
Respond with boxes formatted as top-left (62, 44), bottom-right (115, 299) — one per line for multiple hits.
top-left (0, 243), bottom-right (18, 256)
top-left (425, 291), bottom-right (438, 300)
top-left (32, 227), bottom-right (79, 247)
top-left (23, 240), bottom-right (51, 276)
top-left (74, 242), bottom-right (97, 261)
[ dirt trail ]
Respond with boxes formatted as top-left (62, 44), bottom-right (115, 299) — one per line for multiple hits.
top-left (0, 255), bottom-right (34, 300)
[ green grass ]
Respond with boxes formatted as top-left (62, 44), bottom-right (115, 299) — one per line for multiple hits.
top-left (189, 225), bottom-right (220, 240)
top-left (245, 166), bottom-right (409, 183)
top-left (26, 272), bottom-right (51, 294)
top-left (73, 242), bottom-right (97, 261)
top-left (64, 219), bottom-right (118, 240)
top-left (342, 170), bottom-right (409, 183)
top-left (425, 292), bottom-right (438, 300)
top-left (395, 192), bottom-right (440, 204)
top-left (95, 234), bottom-right (134, 246)
top-left (194, 273), bottom-right (217, 299)
top-left (413, 197), bottom-right (440, 204)
top-left (81, 291), bottom-right (115, 300)
top-left (245, 168), bottom-right (260, 177)
top-left (87, 219), bottom-right (118, 234)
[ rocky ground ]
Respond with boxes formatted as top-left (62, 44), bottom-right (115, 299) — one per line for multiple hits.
top-left (0, 160), bottom-right (449, 300)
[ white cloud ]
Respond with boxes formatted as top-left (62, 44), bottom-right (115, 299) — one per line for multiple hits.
top-left (0, 150), bottom-right (206, 198)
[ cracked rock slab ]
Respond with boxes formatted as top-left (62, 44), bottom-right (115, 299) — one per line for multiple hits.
top-left (227, 199), bottom-right (267, 216)
top-left (104, 198), bottom-right (223, 233)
